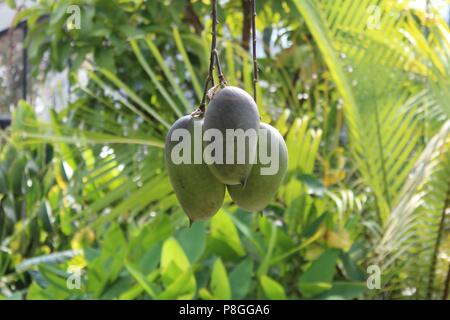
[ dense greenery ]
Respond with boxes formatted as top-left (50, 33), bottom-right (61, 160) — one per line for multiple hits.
top-left (0, 0), bottom-right (449, 300)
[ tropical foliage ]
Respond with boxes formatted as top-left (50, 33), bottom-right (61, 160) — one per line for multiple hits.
top-left (0, 0), bottom-right (449, 300)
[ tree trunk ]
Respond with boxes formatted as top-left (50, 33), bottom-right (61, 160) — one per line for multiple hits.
top-left (241, 0), bottom-right (251, 51)
top-left (183, 0), bottom-right (203, 35)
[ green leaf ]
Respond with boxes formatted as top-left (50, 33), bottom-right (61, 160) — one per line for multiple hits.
top-left (95, 68), bottom-right (170, 128)
top-left (341, 252), bottom-right (366, 282)
top-left (0, 169), bottom-right (7, 194)
top-left (298, 174), bottom-right (325, 197)
top-left (49, 3), bottom-right (68, 26)
top-left (176, 221), bottom-right (206, 264)
top-left (172, 27), bottom-right (202, 99)
top-left (124, 260), bottom-right (158, 299)
top-left (257, 218), bottom-right (278, 276)
top-left (293, 0), bottom-right (358, 135)
top-left (38, 201), bottom-right (53, 234)
top-left (208, 211), bottom-right (245, 260)
top-left (160, 238), bottom-right (191, 287)
top-left (302, 212), bottom-right (328, 239)
top-left (158, 269), bottom-right (196, 300)
top-left (88, 175), bottom-right (172, 229)
top-left (373, 121), bottom-right (450, 298)
top-left (128, 215), bottom-right (172, 275)
top-left (0, 250), bottom-right (11, 277)
top-left (15, 250), bottom-right (81, 273)
top-left (260, 275), bottom-right (287, 300)
top-left (198, 288), bottom-right (215, 300)
top-left (315, 282), bottom-right (367, 300)
top-left (95, 48), bottom-right (116, 74)
top-left (298, 248), bottom-right (339, 298)
top-left (27, 265), bottom-right (74, 300)
top-left (144, 37), bottom-right (191, 112)
top-left (121, 26), bottom-right (144, 39)
top-left (130, 40), bottom-right (183, 117)
top-left (210, 258), bottom-right (231, 300)
top-left (86, 223), bottom-right (128, 297)
top-left (229, 259), bottom-right (253, 300)
top-left (7, 156), bottom-right (26, 195)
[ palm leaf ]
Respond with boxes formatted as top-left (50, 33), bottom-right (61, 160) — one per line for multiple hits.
top-left (294, 0), bottom-right (449, 225)
top-left (373, 120), bottom-right (450, 298)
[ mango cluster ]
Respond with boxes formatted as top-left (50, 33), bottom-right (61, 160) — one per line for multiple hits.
top-left (165, 86), bottom-right (288, 221)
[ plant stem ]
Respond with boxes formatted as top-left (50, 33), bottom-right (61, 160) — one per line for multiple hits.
top-left (443, 262), bottom-right (450, 300)
top-left (214, 50), bottom-right (226, 85)
top-left (427, 186), bottom-right (450, 299)
top-left (373, 89), bottom-right (391, 216)
top-left (198, 0), bottom-right (218, 113)
top-left (251, 0), bottom-right (258, 103)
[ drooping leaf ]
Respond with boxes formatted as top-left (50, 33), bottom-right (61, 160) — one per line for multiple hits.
top-left (298, 248), bottom-right (339, 298)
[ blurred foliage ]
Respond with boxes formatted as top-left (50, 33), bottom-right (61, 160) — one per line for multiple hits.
top-left (0, 0), bottom-right (449, 300)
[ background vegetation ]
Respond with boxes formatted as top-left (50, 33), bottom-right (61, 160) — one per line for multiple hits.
top-left (0, 0), bottom-right (449, 300)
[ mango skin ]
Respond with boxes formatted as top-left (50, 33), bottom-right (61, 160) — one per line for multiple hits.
top-left (227, 123), bottom-right (288, 212)
top-left (203, 86), bottom-right (260, 186)
top-left (165, 115), bottom-right (225, 221)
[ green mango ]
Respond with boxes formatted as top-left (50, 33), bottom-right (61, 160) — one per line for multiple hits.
top-left (165, 115), bottom-right (225, 221)
top-left (203, 86), bottom-right (260, 186)
top-left (227, 123), bottom-right (288, 212)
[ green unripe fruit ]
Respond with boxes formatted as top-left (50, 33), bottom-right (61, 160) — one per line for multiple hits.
top-left (165, 115), bottom-right (225, 221)
top-left (203, 86), bottom-right (260, 186)
top-left (227, 123), bottom-right (288, 212)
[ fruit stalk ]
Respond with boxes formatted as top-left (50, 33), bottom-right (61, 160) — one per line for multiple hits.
top-left (251, 0), bottom-right (258, 103)
top-left (214, 50), bottom-right (226, 86)
top-left (199, 0), bottom-right (218, 113)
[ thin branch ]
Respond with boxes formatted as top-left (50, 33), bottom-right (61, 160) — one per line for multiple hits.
top-left (443, 262), bottom-right (450, 300)
top-left (251, 0), bottom-right (258, 102)
top-left (214, 49), bottom-right (226, 85)
top-left (427, 185), bottom-right (450, 299)
top-left (373, 89), bottom-right (391, 213)
top-left (196, 0), bottom-right (218, 114)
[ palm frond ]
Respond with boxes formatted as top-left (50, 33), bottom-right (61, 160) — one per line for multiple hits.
top-left (294, 0), bottom-right (449, 225)
top-left (373, 120), bottom-right (450, 298)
